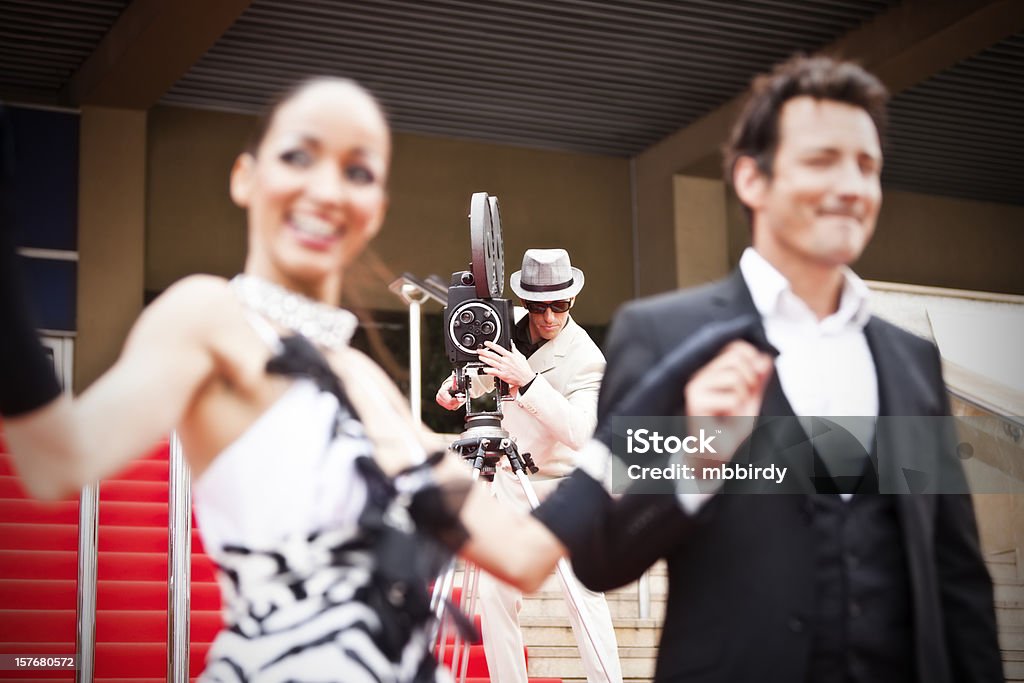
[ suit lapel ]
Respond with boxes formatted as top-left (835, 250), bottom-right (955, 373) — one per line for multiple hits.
top-left (704, 273), bottom-right (824, 493)
top-left (864, 318), bottom-right (906, 416)
top-left (527, 316), bottom-right (576, 375)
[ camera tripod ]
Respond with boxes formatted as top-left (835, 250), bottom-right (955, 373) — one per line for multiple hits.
top-left (429, 369), bottom-right (616, 683)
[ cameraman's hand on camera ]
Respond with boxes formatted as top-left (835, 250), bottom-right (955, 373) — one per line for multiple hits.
top-left (479, 341), bottom-right (535, 396)
top-left (435, 374), bottom-right (465, 411)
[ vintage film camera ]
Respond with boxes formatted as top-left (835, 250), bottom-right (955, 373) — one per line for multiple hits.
top-left (442, 192), bottom-right (535, 480)
top-left (443, 192), bottom-right (515, 400)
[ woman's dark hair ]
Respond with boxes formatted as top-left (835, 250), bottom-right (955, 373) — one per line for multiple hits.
top-left (723, 55), bottom-right (889, 190)
top-left (243, 77), bottom-right (385, 156)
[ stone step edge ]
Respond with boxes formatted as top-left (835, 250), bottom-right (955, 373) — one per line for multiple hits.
top-left (520, 615), bottom-right (662, 629)
top-left (527, 590), bottom-right (666, 601)
top-left (528, 645), bottom-right (657, 658)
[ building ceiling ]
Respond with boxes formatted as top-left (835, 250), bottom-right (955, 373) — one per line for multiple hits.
top-left (0, 0), bottom-right (1021, 205)
top-left (884, 32), bottom-right (1023, 205)
top-left (160, 0), bottom-right (895, 156)
top-left (0, 0), bottom-right (132, 101)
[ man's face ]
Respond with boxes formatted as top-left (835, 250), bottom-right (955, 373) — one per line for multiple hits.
top-left (523, 298), bottom-right (573, 342)
top-left (745, 96), bottom-right (883, 271)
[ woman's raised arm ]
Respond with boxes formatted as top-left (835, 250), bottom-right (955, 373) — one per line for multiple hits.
top-left (4, 276), bottom-right (224, 500)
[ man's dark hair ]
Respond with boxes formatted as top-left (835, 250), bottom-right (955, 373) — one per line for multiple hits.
top-left (723, 55), bottom-right (889, 196)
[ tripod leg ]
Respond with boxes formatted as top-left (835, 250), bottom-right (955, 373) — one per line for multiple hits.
top-left (514, 471), bottom-right (618, 683)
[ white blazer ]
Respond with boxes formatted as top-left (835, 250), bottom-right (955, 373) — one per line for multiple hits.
top-left (475, 316), bottom-right (605, 478)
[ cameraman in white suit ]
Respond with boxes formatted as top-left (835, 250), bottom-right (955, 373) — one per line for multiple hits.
top-left (437, 249), bottom-right (622, 683)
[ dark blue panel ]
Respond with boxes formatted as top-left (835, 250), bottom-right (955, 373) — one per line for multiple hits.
top-left (17, 256), bottom-right (76, 332)
top-left (8, 106), bottom-right (79, 251)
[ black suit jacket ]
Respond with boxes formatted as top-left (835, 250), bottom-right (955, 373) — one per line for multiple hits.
top-left (555, 270), bottom-right (1002, 683)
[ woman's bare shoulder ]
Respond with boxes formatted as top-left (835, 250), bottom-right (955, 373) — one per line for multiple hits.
top-left (132, 275), bottom-right (239, 339)
top-left (154, 275), bottom-right (235, 311)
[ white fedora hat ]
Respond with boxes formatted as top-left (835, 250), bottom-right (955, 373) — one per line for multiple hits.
top-left (509, 248), bottom-right (585, 300)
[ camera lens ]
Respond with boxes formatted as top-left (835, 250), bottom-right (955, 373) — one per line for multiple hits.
top-left (461, 333), bottom-right (477, 347)
top-left (480, 321), bottom-right (495, 335)
top-left (459, 310), bottom-right (475, 324)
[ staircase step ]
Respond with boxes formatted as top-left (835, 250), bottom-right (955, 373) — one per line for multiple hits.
top-left (522, 593), bottom-right (666, 620)
top-left (436, 644), bottom-right (490, 678)
top-left (0, 551), bottom-right (77, 581)
top-left (0, 609), bottom-right (78, 644)
top-left (92, 641), bottom-right (209, 678)
top-left (0, 609), bottom-right (219, 643)
top-left (97, 480), bottom-right (169, 504)
top-left (527, 645), bottom-right (656, 680)
top-left (0, 577), bottom-right (221, 613)
top-left (997, 584), bottom-right (1024, 604)
top-left (98, 610), bottom-right (222, 642)
top-left (0, 524), bottom-right (78, 551)
top-left (0, 643), bottom-right (75, 656)
top-left (99, 501), bottom-right (172, 527)
top-left (0, 523), bottom-right (208, 554)
top-left (0, 611), bottom-right (76, 643)
top-left (0, 550), bottom-right (216, 582)
top-left (1000, 625), bottom-right (1024, 653)
top-left (520, 616), bottom-right (662, 647)
top-left (0, 580), bottom-right (77, 610)
top-left (100, 525), bottom-right (204, 553)
top-left (0, 475), bottom-right (32, 499)
top-left (105, 457), bottom-right (169, 482)
top-left (0, 501), bottom-right (79, 526)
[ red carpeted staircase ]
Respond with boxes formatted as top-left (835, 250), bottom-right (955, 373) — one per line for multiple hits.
top-left (1, 433), bottom-right (559, 682)
top-left (90, 441), bottom-right (221, 681)
top-left (0, 437), bottom-right (222, 682)
top-left (436, 586), bottom-right (561, 683)
top-left (0, 440), bottom-right (78, 683)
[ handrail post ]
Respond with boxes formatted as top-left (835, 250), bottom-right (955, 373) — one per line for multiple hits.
top-left (75, 482), bottom-right (99, 683)
top-left (408, 294), bottom-right (423, 425)
top-left (638, 570), bottom-right (651, 619)
top-left (167, 433), bottom-right (192, 682)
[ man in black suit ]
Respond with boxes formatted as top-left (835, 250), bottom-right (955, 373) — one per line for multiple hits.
top-left (534, 56), bottom-right (1002, 682)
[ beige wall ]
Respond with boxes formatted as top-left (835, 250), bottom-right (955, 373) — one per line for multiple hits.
top-left (711, 183), bottom-right (1024, 296)
top-left (75, 106), bottom-right (146, 391)
top-left (862, 190), bottom-right (1024, 295)
top-left (145, 106), bottom-right (634, 325)
top-left (145, 106), bottom-right (250, 292)
top-left (673, 176), bottom-right (730, 287)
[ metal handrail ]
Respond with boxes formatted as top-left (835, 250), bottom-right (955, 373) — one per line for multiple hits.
top-left (167, 433), bottom-right (192, 682)
top-left (75, 482), bottom-right (99, 683)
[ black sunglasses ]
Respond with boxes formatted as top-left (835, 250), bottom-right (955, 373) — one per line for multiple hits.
top-left (523, 300), bottom-right (572, 314)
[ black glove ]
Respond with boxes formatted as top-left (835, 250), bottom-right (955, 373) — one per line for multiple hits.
top-left (0, 103), bottom-right (62, 416)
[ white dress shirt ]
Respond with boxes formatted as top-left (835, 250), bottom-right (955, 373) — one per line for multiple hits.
top-left (677, 249), bottom-right (879, 511)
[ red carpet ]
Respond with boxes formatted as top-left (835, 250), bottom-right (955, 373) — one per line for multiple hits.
top-left (1, 436), bottom-right (557, 681)
top-left (0, 446), bottom-right (76, 682)
top-left (92, 442), bottom-right (220, 680)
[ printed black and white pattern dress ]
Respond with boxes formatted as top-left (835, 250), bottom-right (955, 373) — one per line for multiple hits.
top-left (193, 333), bottom-right (456, 683)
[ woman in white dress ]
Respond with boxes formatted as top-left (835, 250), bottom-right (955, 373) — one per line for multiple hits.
top-left (0, 79), bottom-right (563, 682)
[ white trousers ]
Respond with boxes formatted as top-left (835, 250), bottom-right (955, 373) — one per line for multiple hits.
top-left (478, 470), bottom-right (623, 683)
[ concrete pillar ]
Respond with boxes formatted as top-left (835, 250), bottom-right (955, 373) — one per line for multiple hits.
top-left (75, 106), bottom-right (146, 391)
top-left (672, 175), bottom-right (730, 289)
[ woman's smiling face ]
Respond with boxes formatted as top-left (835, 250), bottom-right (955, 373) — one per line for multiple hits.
top-left (232, 80), bottom-right (391, 299)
